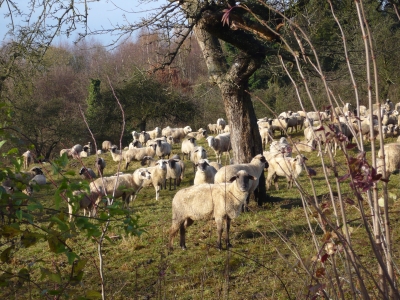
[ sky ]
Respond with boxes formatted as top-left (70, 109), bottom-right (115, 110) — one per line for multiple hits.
top-left (0, 0), bottom-right (168, 46)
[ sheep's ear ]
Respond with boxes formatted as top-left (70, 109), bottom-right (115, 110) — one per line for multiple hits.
top-left (248, 175), bottom-right (257, 181)
top-left (228, 175), bottom-right (237, 182)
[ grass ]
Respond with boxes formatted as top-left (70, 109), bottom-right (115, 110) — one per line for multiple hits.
top-left (1, 132), bottom-right (400, 299)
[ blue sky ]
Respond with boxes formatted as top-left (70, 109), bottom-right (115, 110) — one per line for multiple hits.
top-left (1, 0), bottom-right (167, 46)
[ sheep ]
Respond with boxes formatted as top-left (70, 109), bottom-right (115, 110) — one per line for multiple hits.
top-left (268, 117), bottom-right (289, 137)
top-left (79, 145), bottom-right (90, 158)
top-left (223, 125), bottom-right (230, 133)
top-left (124, 144), bottom-right (157, 170)
top-left (208, 123), bottom-right (218, 135)
top-left (169, 170), bottom-right (257, 250)
top-left (22, 150), bottom-right (33, 170)
top-left (89, 168), bottom-right (152, 208)
top-left (259, 127), bottom-right (273, 150)
top-left (162, 126), bottom-right (192, 143)
top-left (194, 159), bottom-right (217, 185)
top-left (206, 133), bottom-right (232, 164)
top-left (187, 129), bottom-right (208, 140)
top-left (266, 154), bottom-right (307, 190)
top-left (139, 131), bottom-right (151, 146)
top-left (164, 158), bottom-right (183, 190)
top-left (68, 190), bottom-right (98, 221)
top-left (292, 140), bottom-right (317, 153)
top-left (382, 110), bottom-right (399, 126)
top-left (265, 137), bottom-right (292, 161)
top-left (84, 142), bottom-right (92, 156)
top-left (377, 143), bottom-right (400, 179)
top-left (29, 173), bottom-right (47, 186)
top-left (128, 140), bottom-right (142, 149)
top-left (131, 131), bottom-right (140, 140)
top-left (139, 160), bottom-right (168, 201)
top-left (216, 118), bottom-right (226, 134)
top-left (172, 154), bottom-right (185, 181)
top-left (109, 146), bottom-right (124, 162)
top-left (181, 137), bottom-right (197, 160)
top-left (79, 167), bottom-right (96, 180)
top-left (102, 141), bottom-right (113, 152)
top-left (147, 127), bottom-right (162, 139)
top-left (385, 99), bottom-right (394, 112)
top-left (94, 158), bottom-right (106, 177)
top-left (155, 139), bottom-right (172, 159)
top-left (190, 146), bottom-right (207, 172)
top-left (214, 154), bottom-right (268, 209)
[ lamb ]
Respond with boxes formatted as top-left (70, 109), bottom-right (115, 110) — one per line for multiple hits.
top-left (169, 170), bottom-right (257, 250)
top-left (22, 150), bottom-right (33, 170)
top-left (164, 158), bottom-right (183, 190)
top-left (216, 118), bottom-right (226, 133)
top-left (94, 158), bottom-right (106, 177)
top-left (89, 168), bottom-right (152, 208)
top-left (139, 160), bottom-right (168, 201)
top-left (377, 143), bottom-right (400, 179)
top-left (206, 133), bottom-right (232, 164)
top-left (124, 144), bottom-right (157, 169)
top-left (68, 190), bottom-right (98, 221)
top-left (147, 127), bottom-right (162, 139)
top-left (102, 141), bottom-right (113, 152)
top-left (181, 137), bottom-right (197, 160)
top-left (79, 167), bottom-right (96, 180)
top-left (155, 139), bottom-right (172, 159)
top-left (194, 159), bottom-right (217, 185)
top-left (214, 154), bottom-right (268, 204)
top-left (266, 154), bottom-right (307, 190)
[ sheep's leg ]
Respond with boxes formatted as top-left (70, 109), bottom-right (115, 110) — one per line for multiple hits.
top-left (274, 176), bottom-right (279, 191)
top-left (225, 217), bottom-right (232, 249)
top-left (215, 217), bottom-right (224, 250)
top-left (169, 222), bottom-right (180, 250)
top-left (179, 218), bottom-right (193, 250)
top-left (155, 185), bottom-right (161, 200)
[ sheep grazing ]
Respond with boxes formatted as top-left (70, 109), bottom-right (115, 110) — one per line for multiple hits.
top-left (181, 137), bottom-right (197, 160)
top-left (22, 150), bottom-right (33, 170)
top-left (79, 167), bottom-right (97, 180)
top-left (214, 154), bottom-right (268, 208)
top-left (377, 143), bottom-right (400, 179)
top-left (102, 141), bottom-right (113, 152)
top-left (169, 170), bottom-right (257, 250)
top-left (206, 133), bottom-right (232, 164)
top-left (94, 158), bottom-right (106, 177)
top-left (89, 168), bottom-right (151, 208)
top-left (194, 159), bottom-right (217, 185)
top-left (68, 190), bottom-right (98, 221)
top-left (139, 160), bottom-right (168, 201)
top-left (164, 158), bottom-right (183, 190)
top-left (156, 139), bottom-right (172, 159)
top-left (266, 154), bottom-right (307, 190)
top-left (124, 145), bottom-right (157, 170)
top-left (216, 118), bottom-right (227, 134)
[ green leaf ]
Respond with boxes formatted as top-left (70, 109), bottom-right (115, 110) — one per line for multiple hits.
top-left (86, 290), bottom-right (102, 299)
top-left (50, 216), bottom-right (69, 232)
top-left (74, 258), bottom-right (87, 274)
top-left (21, 232), bottom-right (44, 248)
top-left (0, 245), bottom-right (14, 263)
top-left (0, 225), bottom-right (21, 238)
top-left (40, 268), bottom-right (61, 284)
top-left (65, 251), bottom-right (78, 265)
top-left (48, 236), bottom-right (66, 254)
top-left (27, 202), bottom-right (43, 211)
top-left (15, 209), bottom-right (22, 221)
top-left (0, 140), bottom-right (7, 149)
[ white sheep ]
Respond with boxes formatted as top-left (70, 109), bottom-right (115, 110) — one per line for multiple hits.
top-left (206, 133), bottom-right (231, 164)
top-left (79, 167), bottom-right (96, 180)
top-left (266, 154), bottom-right (307, 190)
top-left (207, 123), bottom-right (217, 134)
top-left (186, 128), bottom-right (208, 140)
top-left (94, 158), bottom-right (106, 177)
top-left (377, 143), bottom-right (400, 179)
top-left (162, 126), bottom-right (192, 143)
top-left (22, 150), bottom-right (33, 170)
top-left (89, 168), bottom-right (151, 208)
top-left (216, 118), bottom-right (226, 134)
top-left (181, 137), bottom-right (197, 160)
top-left (139, 131), bottom-right (151, 146)
top-left (102, 141), bottom-right (113, 152)
top-left (155, 139), bottom-right (171, 159)
top-left (190, 146), bottom-right (207, 172)
top-left (131, 131), bottom-right (140, 140)
top-left (138, 160), bottom-right (168, 201)
top-left (169, 170), bottom-right (257, 250)
top-left (194, 159), bottom-right (217, 185)
top-left (147, 127), bottom-right (162, 139)
top-left (129, 140), bottom-right (143, 149)
top-left (124, 145), bottom-right (157, 169)
top-left (109, 146), bottom-right (125, 162)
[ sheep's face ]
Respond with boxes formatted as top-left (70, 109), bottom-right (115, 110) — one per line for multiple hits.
top-left (196, 159), bottom-right (209, 172)
top-left (156, 160), bottom-right (168, 170)
top-left (137, 168), bottom-right (151, 180)
top-left (79, 167), bottom-right (87, 175)
top-left (230, 170), bottom-right (257, 192)
top-left (184, 126), bottom-right (192, 133)
top-left (31, 167), bottom-right (43, 175)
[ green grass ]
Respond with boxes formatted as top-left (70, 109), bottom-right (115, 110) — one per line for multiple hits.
top-left (1, 134), bottom-right (400, 299)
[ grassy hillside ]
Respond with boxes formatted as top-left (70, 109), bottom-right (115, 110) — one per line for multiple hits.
top-left (1, 132), bottom-right (400, 299)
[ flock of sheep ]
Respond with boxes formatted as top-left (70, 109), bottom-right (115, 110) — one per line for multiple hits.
top-left (4, 99), bottom-right (400, 248)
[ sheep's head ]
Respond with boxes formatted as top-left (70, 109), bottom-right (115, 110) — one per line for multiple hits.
top-left (229, 170), bottom-right (257, 192)
top-left (31, 167), bottom-right (43, 175)
top-left (136, 168), bottom-right (151, 180)
top-left (196, 159), bottom-right (209, 172)
top-left (79, 167), bottom-right (87, 175)
top-left (184, 126), bottom-right (192, 134)
top-left (155, 160), bottom-right (168, 170)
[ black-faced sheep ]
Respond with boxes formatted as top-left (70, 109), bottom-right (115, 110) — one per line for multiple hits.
top-left (79, 167), bottom-right (96, 180)
top-left (194, 159), bottom-right (217, 185)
